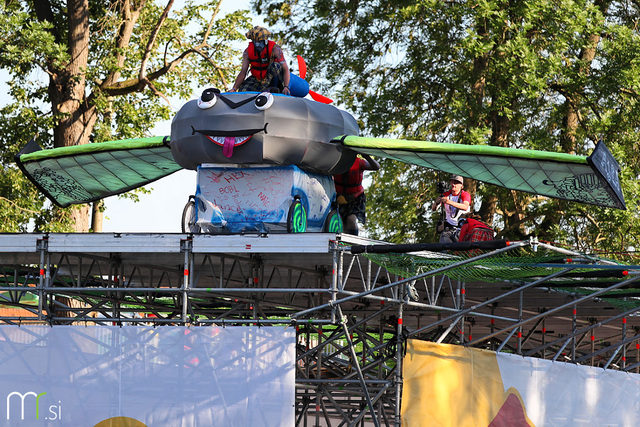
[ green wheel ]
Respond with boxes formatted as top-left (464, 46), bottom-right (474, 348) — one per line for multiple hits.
top-left (324, 209), bottom-right (343, 233)
top-left (287, 198), bottom-right (307, 233)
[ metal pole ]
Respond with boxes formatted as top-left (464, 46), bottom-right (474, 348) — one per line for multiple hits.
top-left (517, 291), bottom-right (523, 354)
top-left (331, 241), bottom-right (339, 324)
top-left (316, 324), bottom-right (322, 427)
top-left (571, 304), bottom-right (577, 362)
top-left (37, 237), bottom-right (48, 322)
top-left (467, 273), bottom-right (640, 348)
top-left (293, 241), bottom-right (530, 320)
top-left (181, 238), bottom-right (192, 323)
top-left (395, 291), bottom-right (404, 427)
top-left (623, 317), bottom-right (627, 369)
top-left (337, 306), bottom-right (380, 427)
top-left (417, 267), bottom-right (575, 340)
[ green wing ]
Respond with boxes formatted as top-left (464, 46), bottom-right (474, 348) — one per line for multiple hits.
top-left (335, 135), bottom-right (625, 210)
top-left (15, 137), bottom-right (182, 208)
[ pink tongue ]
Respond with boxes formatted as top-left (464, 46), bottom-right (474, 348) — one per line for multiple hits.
top-left (223, 136), bottom-right (235, 158)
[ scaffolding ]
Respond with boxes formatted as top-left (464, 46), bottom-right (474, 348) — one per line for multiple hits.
top-left (0, 232), bottom-right (639, 426)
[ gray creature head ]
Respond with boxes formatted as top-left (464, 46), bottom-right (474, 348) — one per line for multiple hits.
top-left (170, 90), bottom-right (359, 174)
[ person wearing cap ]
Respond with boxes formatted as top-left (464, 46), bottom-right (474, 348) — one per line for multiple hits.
top-left (431, 175), bottom-right (471, 243)
top-left (230, 26), bottom-right (291, 95)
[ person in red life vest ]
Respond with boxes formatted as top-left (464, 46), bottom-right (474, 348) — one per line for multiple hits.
top-left (230, 26), bottom-right (291, 95)
top-left (334, 154), bottom-right (381, 235)
top-left (458, 213), bottom-right (494, 242)
top-left (431, 174), bottom-right (471, 243)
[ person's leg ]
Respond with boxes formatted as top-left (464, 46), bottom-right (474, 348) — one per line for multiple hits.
top-left (344, 214), bottom-right (359, 235)
top-left (440, 229), bottom-right (456, 243)
top-left (265, 62), bottom-right (284, 91)
top-left (338, 194), bottom-right (365, 235)
top-left (237, 75), bottom-right (270, 92)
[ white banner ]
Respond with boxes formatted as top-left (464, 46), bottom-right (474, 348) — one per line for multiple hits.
top-left (496, 351), bottom-right (640, 426)
top-left (0, 326), bottom-right (295, 427)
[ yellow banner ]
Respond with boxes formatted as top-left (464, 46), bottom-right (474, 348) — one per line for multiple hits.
top-left (401, 340), bottom-right (534, 427)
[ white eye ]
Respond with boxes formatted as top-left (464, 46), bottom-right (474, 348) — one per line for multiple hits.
top-left (255, 92), bottom-right (274, 110)
top-left (198, 88), bottom-right (219, 109)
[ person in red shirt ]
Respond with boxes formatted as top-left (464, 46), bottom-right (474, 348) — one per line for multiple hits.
top-left (334, 154), bottom-right (380, 235)
top-left (431, 175), bottom-right (471, 243)
top-left (230, 26), bottom-right (291, 95)
top-left (458, 214), bottom-right (494, 242)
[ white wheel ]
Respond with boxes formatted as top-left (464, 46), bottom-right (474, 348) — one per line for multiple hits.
top-left (181, 197), bottom-right (199, 233)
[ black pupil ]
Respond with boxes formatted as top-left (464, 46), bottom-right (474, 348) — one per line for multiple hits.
top-left (201, 89), bottom-right (217, 102)
top-left (255, 95), bottom-right (268, 107)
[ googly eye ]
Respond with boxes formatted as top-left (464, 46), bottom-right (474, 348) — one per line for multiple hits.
top-left (198, 88), bottom-right (219, 109)
top-left (255, 92), bottom-right (274, 110)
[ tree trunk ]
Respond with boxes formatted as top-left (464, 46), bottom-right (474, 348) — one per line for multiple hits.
top-left (47, 0), bottom-right (95, 231)
top-left (92, 201), bottom-right (103, 232)
top-left (561, 0), bottom-right (609, 154)
top-left (466, 20), bottom-right (489, 219)
top-left (71, 205), bottom-right (91, 232)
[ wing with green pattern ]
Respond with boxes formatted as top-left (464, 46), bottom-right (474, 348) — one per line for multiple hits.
top-left (15, 137), bottom-right (181, 207)
top-left (335, 135), bottom-right (625, 210)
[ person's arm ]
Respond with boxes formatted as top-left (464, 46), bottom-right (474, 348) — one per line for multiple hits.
top-left (273, 45), bottom-right (291, 95)
top-left (443, 192), bottom-right (470, 211)
top-left (361, 154), bottom-right (380, 171)
top-left (282, 57), bottom-right (290, 95)
top-left (432, 196), bottom-right (445, 211)
top-left (443, 197), bottom-right (470, 211)
top-left (432, 191), bottom-right (470, 211)
top-left (230, 50), bottom-right (249, 92)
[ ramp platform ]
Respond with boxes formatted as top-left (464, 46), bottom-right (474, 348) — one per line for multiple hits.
top-left (0, 232), bottom-right (639, 426)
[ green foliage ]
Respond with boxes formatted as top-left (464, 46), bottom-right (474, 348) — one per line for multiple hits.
top-left (256, 0), bottom-right (640, 252)
top-left (0, 0), bottom-right (251, 231)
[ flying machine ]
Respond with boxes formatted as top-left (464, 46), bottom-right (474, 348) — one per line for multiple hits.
top-left (15, 63), bottom-right (625, 234)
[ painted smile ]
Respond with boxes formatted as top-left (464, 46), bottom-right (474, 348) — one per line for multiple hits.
top-left (206, 135), bottom-right (252, 158)
top-left (191, 124), bottom-right (269, 158)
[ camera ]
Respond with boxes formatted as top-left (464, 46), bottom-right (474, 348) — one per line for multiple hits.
top-left (437, 181), bottom-right (448, 195)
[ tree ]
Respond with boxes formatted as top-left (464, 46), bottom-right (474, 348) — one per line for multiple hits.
top-left (256, 0), bottom-right (640, 253)
top-left (0, 0), bottom-right (250, 232)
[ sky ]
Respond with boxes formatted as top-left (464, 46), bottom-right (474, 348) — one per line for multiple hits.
top-left (102, 0), bottom-right (262, 232)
